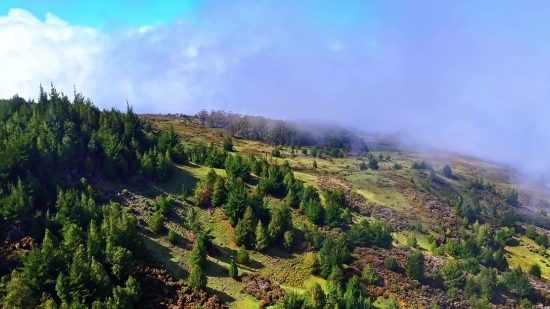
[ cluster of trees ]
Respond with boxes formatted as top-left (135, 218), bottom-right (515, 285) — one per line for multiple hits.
top-left (274, 277), bottom-right (373, 309)
top-left (0, 85), bottom-right (194, 307)
top-left (422, 211), bottom-right (542, 305)
top-left (196, 109), bottom-right (368, 151)
top-left (3, 188), bottom-right (144, 308)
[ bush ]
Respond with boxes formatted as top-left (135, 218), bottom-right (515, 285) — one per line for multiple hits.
top-left (525, 225), bottom-right (538, 239)
top-left (441, 260), bottom-right (465, 288)
top-left (384, 257), bottom-right (398, 271)
top-left (229, 258), bottom-right (238, 279)
top-left (312, 160), bottom-right (317, 168)
top-left (237, 247), bottom-right (250, 264)
top-left (167, 229), bottom-right (177, 244)
top-left (528, 264), bottom-right (541, 278)
top-left (443, 165), bottom-right (453, 177)
top-left (412, 160), bottom-right (431, 169)
top-left (152, 194), bottom-right (172, 215)
top-left (387, 297), bottom-right (399, 309)
top-left (301, 148), bottom-right (307, 155)
top-left (148, 211), bottom-right (164, 233)
top-left (407, 251), bottom-right (424, 280)
top-left (311, 147), bottom-right (318, 158)
top-left (362, 264), bottom-right (379, 285)
top-left (535, 233), bottom-right (548, 248)
top-left (393, 163), bottom-right (402, 170)
top-left (272, 148), bottom-right (281, 157)
top-left (283, 230), bottom-right (294, 251)
top-left (406, 233), bottom-right (418, 248)
top-left (223, 137), bottom-right (233, 151)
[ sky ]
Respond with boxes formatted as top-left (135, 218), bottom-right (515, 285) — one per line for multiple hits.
top-left (1, 0), bottom-right (550, 181)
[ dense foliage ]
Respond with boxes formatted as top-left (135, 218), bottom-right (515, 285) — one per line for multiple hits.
top-left (0, 85), bottom-right (182, 307)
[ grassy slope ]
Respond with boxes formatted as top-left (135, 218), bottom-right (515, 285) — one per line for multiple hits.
top-left (129, 118), bottom-right (550, 308)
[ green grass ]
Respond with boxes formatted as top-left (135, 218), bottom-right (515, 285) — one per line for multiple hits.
top-left (392, 232), bottom-right (432, 253)
top-left (506, 235), bottom-right (550, 279)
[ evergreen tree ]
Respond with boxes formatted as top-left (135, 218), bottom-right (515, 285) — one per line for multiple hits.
top-left (305, 282), bottom-right (326, 309)
top-left (223, 137), bottom-right (233, 151)
top-left (186, 207), bottom-right (201, 234)
top-left (407, 251), bottom-right (424, 281)
top-left (232, 207), bottom-right (255, 248)
top-left (236, 246), bottom-right (250, 264)
top-left (254, 221), bottom-right (268, 251)
top-left (528, 264), bottom-right (541, 278)
top-left (228, 258), bottom-right (238, 279)
top-left (441, 260), bottom-right (465, 288)
top-left (233, 219), bottom-right (247, 247)
top-left (189, 238), bottom-right (207, 269)
top-left (188, 266), bottom-right (207, 290)
top-left (267, 203), bottom-right (292, 242)
top-left (224, 177), bottom-right (250, 227)
top-left (211, 175), bottom-right (226, 207)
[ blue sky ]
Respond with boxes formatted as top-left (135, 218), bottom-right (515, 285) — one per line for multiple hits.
top-left (0, 0), bottom-right (201, 30)
top-left (1, 0), bottom-right (550, 180)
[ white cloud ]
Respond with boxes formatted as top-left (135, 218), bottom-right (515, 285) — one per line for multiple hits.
top-left (3, 2), bottom-right (550, 183)
top-left (0, 9), bottom-right (105, 100)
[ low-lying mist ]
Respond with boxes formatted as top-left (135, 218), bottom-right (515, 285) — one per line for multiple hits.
top-left (2, 0), bottom-right (550, 185)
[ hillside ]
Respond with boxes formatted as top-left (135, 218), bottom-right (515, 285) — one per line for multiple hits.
top-left (1, 89), bottom-right (550, 309)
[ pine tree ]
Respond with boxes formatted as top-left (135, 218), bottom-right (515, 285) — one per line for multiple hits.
top-left (224, 178), bottom-right (249, 227)
top-left (189, 238), bottom-right (207, 269)
top-left (267, 203), bottom-right (291, 242)
top-left (228, 258), bottom-right (238, 279)
top-left (255, 221), bottom-right (268, 251)
top-left (186, 207), bottom-right (201, 234)
top-left (305, 282), bottom-right (326, 309)
top-left (211, 175), bottom-right (226, 207)
top-left (188, 266), bottom-right (207, 290)
top-left (233, 219), bottom-right (247, 247)
top-left (283, 230), bottom-right (294, 251)
top-left (407, 251), bottom-right (424, 281)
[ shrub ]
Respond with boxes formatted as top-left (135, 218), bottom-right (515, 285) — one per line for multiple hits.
top-left (442, 165), bottom-right (453, 177)
top-left (229, 258), bottom-right (238, 279)
top-left (272, 148), bottom-right (281, 157)
top-left (223, 137), bottom-right (233, 151)
top-left (393, 163), bottom-right (402, 170)
top-left (361, 264), bottom-right (379, 285)
top-left (152, 194), bottom-right (172, 215)
top-left (384, 257), bottom-right (398, 271)
top-left (312, 160), bottom-right (317, 168)
top-left (525, 225), bottom-right (538, 239)
top-left (237, 247), bottom-right (250, 264)
top-left (387, 297), bottom-right (399, 309)
top-left (311, 147), bottom-right (318, 158)
top-left (412, 160), bottom-right (431, 169)
top-left (407, 251), bottom-right (424, 280)
top-left (535, 233), bottom-right (549, 248)
top-left (406, 233), bottom-right (418, 248)
top-left (148, 211), bottom-right (164, 233)
top-left (167, 229), bottom-right (177, 244)
top-left (301, 148), bottom-right (307, 155)
top-left (283, 230), bottom-right (294, 251)
top-left (528, 264), bottom-right (541, 278)
top-left (441, 260), bottom-right (465, 288)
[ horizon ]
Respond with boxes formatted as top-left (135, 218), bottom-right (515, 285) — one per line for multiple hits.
top-left (1, 0), bottom-right (550, 183)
